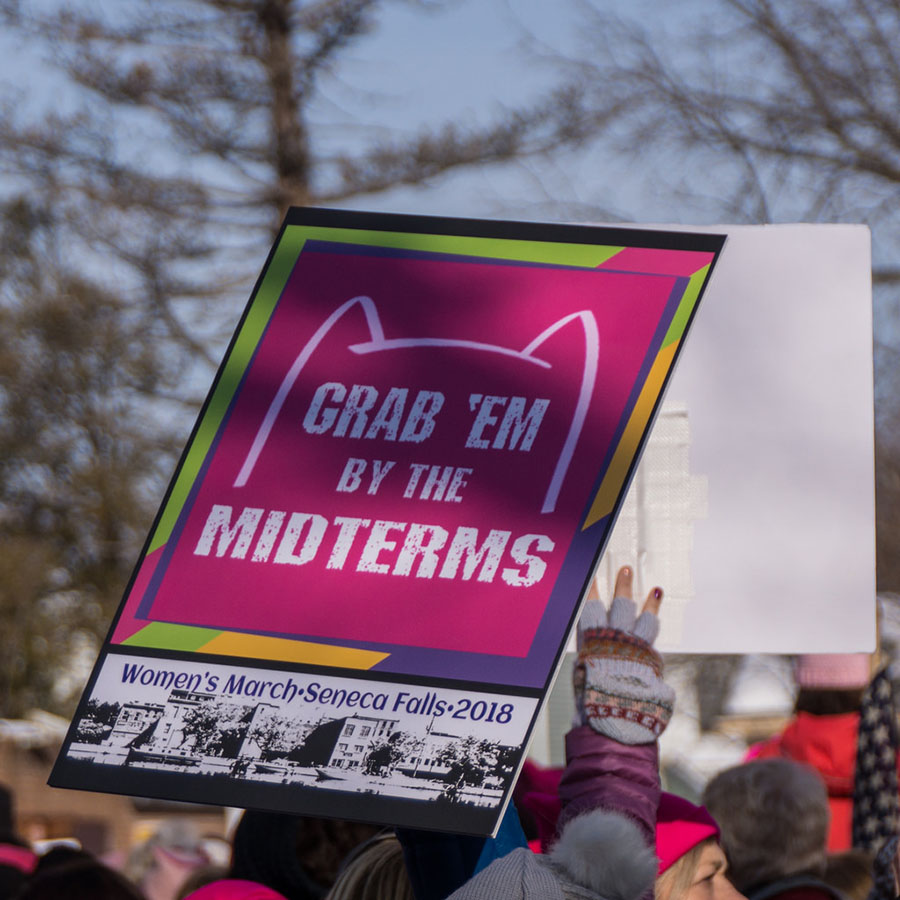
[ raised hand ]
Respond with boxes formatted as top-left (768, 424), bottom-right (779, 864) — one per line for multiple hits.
top-left (573, 565), bottom-right (674, 744)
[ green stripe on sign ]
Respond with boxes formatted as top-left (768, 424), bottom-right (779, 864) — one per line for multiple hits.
top-left (661, 264), bottom-right (710, 349)
top-left (121, 623), bottom-right (223, 651)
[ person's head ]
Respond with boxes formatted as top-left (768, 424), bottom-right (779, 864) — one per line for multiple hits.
top-left (126, 818), bottom-right (210, 900)
top-left (0, 866), bottom-right (27, 900)
top-left (0, 789), bottom-right (37, 900)
top-left (656, 838), bottom-right (745, 900)
top-left (33, 844), bottom-right (93, 872)
top-left (792, 654), bottom-right (869, 715)
top-left (16, 857), bottom-right (145, 900)
top-left (324, 833), bottom-right (413, 900)
top-left (0, 785), bottom-right (17, 846)
top-left (702, 759), bottom-right (830, 893)
top-left (655, 793), bottom-right (743, 900)
top-left (183, 879), bottom-right (289, 900)
top-left (176, 864), bottom-right (231, 900)
top-left (229, 811), bottom-right (381, 900)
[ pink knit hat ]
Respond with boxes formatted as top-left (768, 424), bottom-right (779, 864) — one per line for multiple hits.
top-left (183, 879), bottom-right (289, 900)
top-left (0, 844), bottom-right (37, 874)
top-left (794, 654), bottom-right (870, 689)
top-left (655, 792), bottom-right (720, 874)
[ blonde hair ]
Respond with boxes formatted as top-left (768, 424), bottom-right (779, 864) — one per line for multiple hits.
top-left (655, 838), bottom-right (718, 900)
top-left (325, 834), bottom-right (413, 900)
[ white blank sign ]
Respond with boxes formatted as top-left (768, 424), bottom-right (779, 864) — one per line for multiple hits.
top-left (598, 224), bottom-right (875, 653)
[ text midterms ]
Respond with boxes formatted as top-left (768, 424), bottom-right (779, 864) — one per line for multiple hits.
top-left (193, 504), bottom-right (555, 587)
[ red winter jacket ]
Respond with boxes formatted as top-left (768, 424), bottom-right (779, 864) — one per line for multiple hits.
top-left (749, 712), bottom-right (860, 851)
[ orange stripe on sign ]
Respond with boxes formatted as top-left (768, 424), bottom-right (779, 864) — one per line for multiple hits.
top-left (582, 341), bottom-right (678, 529)
top-left (201, 633), bottom-right (389, 668)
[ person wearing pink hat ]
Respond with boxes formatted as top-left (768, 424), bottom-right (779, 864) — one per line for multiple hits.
top-left (747, 653), bottom-right (874, 851)
top-left (655, 792), bottom-right (733, 900)
top-left (512, 778), bottom-right (728, 900)
top-left (447, 567), bottom-right (744, 900)
top-left (183, 880), bottom-right (288, 900)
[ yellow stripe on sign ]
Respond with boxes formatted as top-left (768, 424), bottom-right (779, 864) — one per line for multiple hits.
top-left (201, 633), bottom-right (389, 668)
top-left (583, 341), bottom-right (679, 529)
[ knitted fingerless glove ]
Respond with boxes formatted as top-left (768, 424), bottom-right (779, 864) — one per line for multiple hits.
top-left (573, 592), bottom-right (675, 745)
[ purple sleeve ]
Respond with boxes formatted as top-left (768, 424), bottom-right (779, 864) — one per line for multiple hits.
top-left (557, 725), bottom-right (660, 847)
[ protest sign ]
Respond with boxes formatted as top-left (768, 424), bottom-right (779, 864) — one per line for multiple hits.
top-left (577, 224), bottom-right (875, 655)
top-left (51, 208), bottom-right (724, 834)
top-left (653, 224), bottom-right (875, 653)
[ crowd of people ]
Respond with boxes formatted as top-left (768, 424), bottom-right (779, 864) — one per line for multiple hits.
top-left (0, 566), bottom-right (895, 900)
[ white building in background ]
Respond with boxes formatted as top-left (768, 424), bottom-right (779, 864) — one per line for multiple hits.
top-left (527, 404), bottom-right (793, 791)
top-left (598, 404), bottom-right (708, 648)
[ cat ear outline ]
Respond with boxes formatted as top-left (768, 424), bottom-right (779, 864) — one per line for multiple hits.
top-left (234, 298), bottom-right (599, 516)
top-left (234, 295), bottom-right (382, 487)
top-left (521, 311), bottom-right (599, 513)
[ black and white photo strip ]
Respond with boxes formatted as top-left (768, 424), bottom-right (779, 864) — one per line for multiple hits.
top-left (55, 651), bottom-right (539, 833)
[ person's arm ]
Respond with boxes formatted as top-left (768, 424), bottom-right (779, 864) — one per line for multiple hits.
top-left (558, 565), bottom-right (674, 846)
top-left (446, 567), bottom-right (668, 900)
top-left (558, 726), bottom-right (660, 845)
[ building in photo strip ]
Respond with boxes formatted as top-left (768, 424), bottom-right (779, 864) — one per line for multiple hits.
top-left (397, 729), bottom-right (458, 779)
top-left (290, 714), bottom-right (399, 771)
top-left (145, 690), bottom-right (278, 759)
top-left (106, 701), bottom-right (164, 748)
top-left (71, 688), bottom-right (279, 768)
